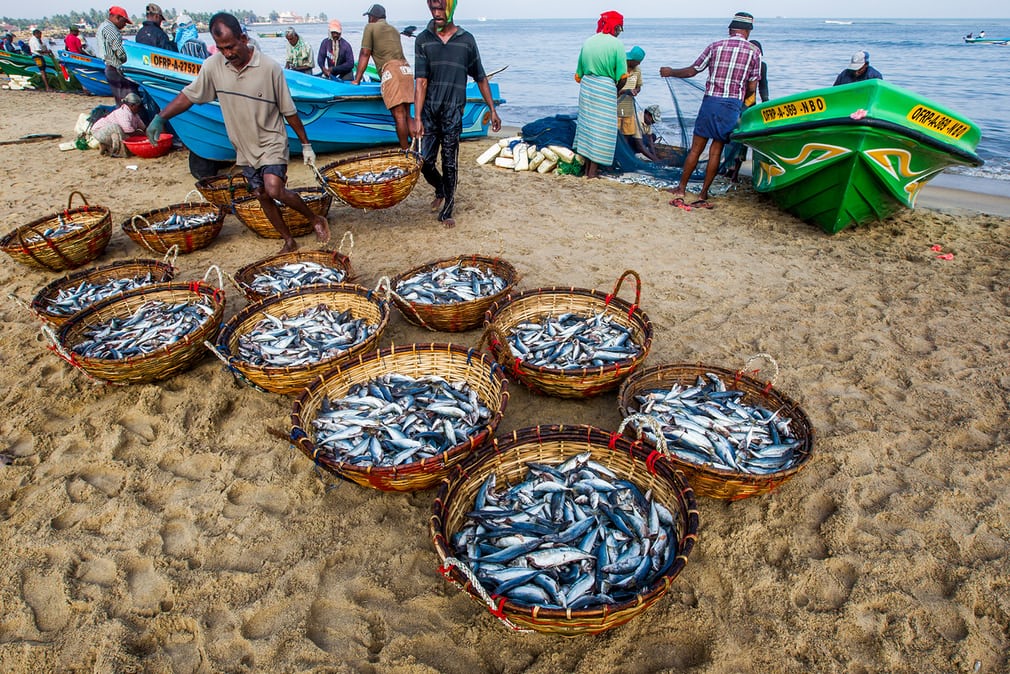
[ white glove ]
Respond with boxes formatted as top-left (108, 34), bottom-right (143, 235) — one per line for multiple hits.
top-left (302, 143), bottom-right (316, 167)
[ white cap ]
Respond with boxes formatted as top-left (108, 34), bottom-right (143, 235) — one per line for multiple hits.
top-left (847, 50), bottom-right (868, 70)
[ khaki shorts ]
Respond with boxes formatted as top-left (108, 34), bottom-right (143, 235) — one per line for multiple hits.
top-left (380, 60), bottom-right (414, 109)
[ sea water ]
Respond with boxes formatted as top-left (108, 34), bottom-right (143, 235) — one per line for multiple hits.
top-left (131, 16), bottom-right (1010, 179)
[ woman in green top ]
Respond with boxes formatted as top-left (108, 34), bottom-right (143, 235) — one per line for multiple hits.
top-left (574, 11), bottom-right (628, 179)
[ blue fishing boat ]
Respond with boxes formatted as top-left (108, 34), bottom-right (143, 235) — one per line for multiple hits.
top-left (56, 50), bottom-right (113, 97)
top-left (121, 42), bottom-right (505, 162)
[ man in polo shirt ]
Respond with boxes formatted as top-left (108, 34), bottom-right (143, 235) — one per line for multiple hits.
top-left (147, 12), bottom-right (330, 251)
top-left (413, 0), bottom-right (501, 228)
top-left (98, 5), bottom-right (140, 105)
top-left (660, 11), bottom-right (761, 208)
top-left (351, 4), bottom-right (414, 149)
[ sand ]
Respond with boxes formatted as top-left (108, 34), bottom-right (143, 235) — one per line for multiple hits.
top-left (0, 89), bottom-right (1008, 674)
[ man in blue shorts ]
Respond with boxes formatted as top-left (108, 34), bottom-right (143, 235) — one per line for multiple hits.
top-left (147, 12), bottom-right (330, 252)
top-left (660, 11), bottom-right (761, 209)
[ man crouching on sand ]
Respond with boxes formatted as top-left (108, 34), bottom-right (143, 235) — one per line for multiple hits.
top-left (147, 12), bottom-right (330, 251)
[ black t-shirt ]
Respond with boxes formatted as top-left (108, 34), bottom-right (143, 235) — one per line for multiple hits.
top-left (414, 22), bottom-right (486, 113)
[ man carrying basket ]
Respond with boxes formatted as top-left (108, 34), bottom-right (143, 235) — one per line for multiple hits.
top-left (351, 4), bottom-right (414, 150)
top-left (146, 12), bottom-right (330, 252)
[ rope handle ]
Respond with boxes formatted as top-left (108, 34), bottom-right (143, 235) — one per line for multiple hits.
top-left (222, 269), bottom-right (252, 298)
top-left (161, 244), bottom-right (179, 269)
top-left (40, 323), bottom-right (108, 384)
top-left (608, 269), bottom-right (642, 308)
top-left (203, 340), bottom-right (269, 393)
top-left (740, 352), bottom-right (779, 388)
top-left (202, 264), bottom-right (224, 291)
top-left (618, 413), bottom-right (670, 457)
top-left (439, 557), bottom-right (533, 633)
top-left (337, 230), bottom-right (354, 257)
top-left (128, 213), bottom-right (166, 255)
top-left (15, 219), bottom-right (73, 271)
top-left (7, 292), bottom-right (45, 323)
top-left (374, 276), bottom-right (434, 331)
top-left (183, 188), bottom-right (207, 204)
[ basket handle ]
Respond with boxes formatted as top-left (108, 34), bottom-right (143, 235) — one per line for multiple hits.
top-left (14, 225), bottom-right (67, 272)
top-left (183, 188), bottom-right (206, 204)
top-left (337, 230), bottom-right (354, 257)
top-left (222, 269), bottom-right (252, 298)
top-left (203, 340), bottom-right (270, 393)
top-left (374, 276), bottom-right (435, 332)
top-left (128, 213), bottom-right (167, 255)
top-left (7, 292), bottom-right (45, 323)
top-left (739, 353), bottom-right (779, 388)
top-left (438, 557), bottom-right (533, 634)
top-left (202, 264), bottom-right (224, 290)
top-left (618, 413), bottom-right (670, 457)
top-left (161, 244), bottom-right (180, 269)
top-left (608, 269), bottom-right (642, 308)
top-left (67, 190), bottom-right (89, 211)
top-left (40, 323), bottom-right (110, 385)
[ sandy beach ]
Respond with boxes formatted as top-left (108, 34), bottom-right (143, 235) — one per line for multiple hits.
top-left (0, 89), bottom-right (1008, 673)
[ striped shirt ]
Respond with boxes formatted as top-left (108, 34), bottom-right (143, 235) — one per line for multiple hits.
top-left (691, 35), bottom-right (761, 100)
top-left (97, 19), bottom-right (127, 69)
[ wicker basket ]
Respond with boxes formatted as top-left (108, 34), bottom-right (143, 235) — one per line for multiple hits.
top-left (121, 202), bottom-right (225, 254)
top-left (315, 148), bottom-right (423, 210)
top-left (233, 249), bottom-right (354, 302)
top-left (389, 255), bottom-right (520, 332)
top-left (430, 424), bottom-right (699, 636)
top-left (617, 361), bottom-right (815, 500)
top-left (194, 173), bottom-right (252, 210)
top-left (50, 281), bottom-right (226, 385)
top-left (213, 284), bottom-right (390, 395)
top-left (29, 257), bottom-right (177, 327)
top-left (291, 342), bottom-right (509, 491)
top-left (0, 191), bottom-right (112, 272)
top-left (481, 270), bottom-right (653, 398)
top-left (232, 187), bottom-right (332, 239)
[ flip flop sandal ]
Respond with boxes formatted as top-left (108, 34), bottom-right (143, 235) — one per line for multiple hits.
top-left (690, 200), bottom-right (714, 210)
top-left (669, 198), bottom-right (692, 212)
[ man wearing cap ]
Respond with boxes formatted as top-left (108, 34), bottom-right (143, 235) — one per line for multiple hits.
top-left (629, 104), bottom-right (661, 162)
top-left (98, 6), bottom-right (140, 105)
top-left (618, 46), bottom-right (646, 151)
top-left (413, 0), bottom-right (501, 227)
top-left (147, 12), bottom-right (330, 252)
top-left (660, 11), bottom-right (761, 208)
top-left (136, 3), bottom-right (177, 52)
top-left (833, 50), bottom-right (882, 86)
top-left (317, 19), bottom-right (354, 80)
top-left (64, 25), bottom-right (91, 55)
top-left (284, 28), bottom-right (313, 73)
top-left (351, 4), bottom-right (414, 149)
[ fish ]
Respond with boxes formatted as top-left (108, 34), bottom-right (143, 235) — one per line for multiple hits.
top-left (330, 166), bottom-right (408, 185)
top-left (632, 373), bottom-right (803, 474)
top-left (236, 304), bottom-right (376, 368)
top-left (71, 298), bottom-right (214, 359)
top-left (248, 261), bottom-right (346, 296)
top-left (44, 273), bottom-right (159, 316)
top-left (148, 212), bottom-right (218, 232)
top-left (27, 213), bottom-right (84, 242)
top-left (395, 262), bottom-right (507, 306)
top-left (505, 311), bottom-right (642, 370)
top-left (451, 454), bottom-right (680, 611)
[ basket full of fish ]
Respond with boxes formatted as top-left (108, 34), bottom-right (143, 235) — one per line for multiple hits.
top-left (0, 191), bottom-right (113, 272)
top-left (233, 249), bottom-right (354, 303)
top-left (315, 147), bottom-right (423, 210)
top-left (232, 187), bottom-right (333, 239)
top-left (481, 270), bottom-right (653, 398)
top-left (121, 201), bottom-right (226, 254)
top-left (194, 173), bottom-right (252, 211)
top-left (25, 253), bottom-right (178, 327)
top-left (291, 342), bottom-right (509, 491)
top-left (212, 284), bottom-right (390, 395)
top-left (389, 255), bottom-right (520, 332)
top-left (617, 357), bottom-right (815, 500)
top-left (48, 280), bottom-right (226, 385)
top-left (429, 424), bottom-right (699, 636)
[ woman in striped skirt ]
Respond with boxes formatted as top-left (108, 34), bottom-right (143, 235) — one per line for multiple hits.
top-left (573, 11), bottom-right (628, 178)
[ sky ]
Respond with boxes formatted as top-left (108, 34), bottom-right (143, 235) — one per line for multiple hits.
top-left (17, 1), bottom-right (1010, 20)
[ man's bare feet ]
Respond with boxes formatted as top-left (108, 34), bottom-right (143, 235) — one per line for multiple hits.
top-left (430, 197), bottom-right (444, 212)
top-left (667, 187), bottom-right (686, 198)
top-left (280, 239), bottom-right (298, 253)
top-left (441, 217), bottom-right (456, 229)
top-left (312, 215), bottom-right (330, 243)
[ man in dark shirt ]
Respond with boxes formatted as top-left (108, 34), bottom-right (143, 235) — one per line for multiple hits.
top-left (413, 0), bottom-right (500, 228)
top-left (317, 20), bottom-right (354, 80)
top-left (833, 50), bottom-right (882, 86)
top-left (136, 2), bottom-right (177, 52)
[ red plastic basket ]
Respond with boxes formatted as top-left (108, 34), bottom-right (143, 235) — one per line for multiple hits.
top-left (124, 133), bottom-right (174, 159)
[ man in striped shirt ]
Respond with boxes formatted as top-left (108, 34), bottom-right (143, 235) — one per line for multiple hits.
top-left (98, 5), bottom-right (140, 105)
top-left (660, 11), bottom-right (761, 207)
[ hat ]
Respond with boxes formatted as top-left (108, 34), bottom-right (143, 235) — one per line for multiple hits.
top-left (645, 104), bottom-right (661, 122)
top-left (328, 19), bottom-right (342, 32)
top-left (285, 27), bottom-right (297, 36)
top-left (145, 3), bottom-right (164, 17)
top-left (109, 6), bottom-right (133, 23)
top-left (847, 50), bottom-right (868, 70)
top-left (729, 11), bottom-right (754, 30)
top-left (124, 92), bottom-right (142, 105)
top-left (69, 25), bottom-right (80, 31)
top-left (626, 46), bottom-right (645, 62)
top-left (363, 4), bottom-right (386, 19)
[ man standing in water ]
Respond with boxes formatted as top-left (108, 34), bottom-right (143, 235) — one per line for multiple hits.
top-left (147, 12), bottom-right (330, 251)
top-left (412, 0), bottom-right (501, 228)
top-left (660, 11), bottom-right (761, 209)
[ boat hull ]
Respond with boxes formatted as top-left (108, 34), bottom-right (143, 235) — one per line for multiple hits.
top-left (733, 79), bottom-right (982, 233)
top-left (122, 42), bottom-right (505, 162)
top-left (1, 49), bottom-right (83, 91)
top-left (56, 50), bottom-right (113, 97)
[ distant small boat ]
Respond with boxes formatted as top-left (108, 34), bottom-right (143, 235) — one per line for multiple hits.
top-left (258, 32), bottom-right (283, 38)
top-left (963, 35), bottom-right (1010, 44)
top-left (733, 80), bottom-right (982, 233)
top-left (824, 20), bottom-right (853, 25)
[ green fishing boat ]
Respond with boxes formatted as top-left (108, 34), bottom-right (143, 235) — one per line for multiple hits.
top-left (0, 49), bottom-right (83, 92)
top-left (732, 79), bottom-right (982, 233)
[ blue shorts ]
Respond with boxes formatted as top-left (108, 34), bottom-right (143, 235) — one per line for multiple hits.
top-left (694, 96), bottom-right (744, 143)
top-left (241, 164), bottom-right (287, 192)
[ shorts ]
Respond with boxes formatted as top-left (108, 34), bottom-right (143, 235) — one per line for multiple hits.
top-left (693, 95), bottom-right (744, 143)
top-left (241, 164), bottom-right (287, 192)
top-left (380, 60), bottom-right (414, 109)
top-left (33, 55), bottom-right (47, 72)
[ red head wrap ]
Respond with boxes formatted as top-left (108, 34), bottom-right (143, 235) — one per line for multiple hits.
top-left (597, 10), bottom-right (623, 35)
